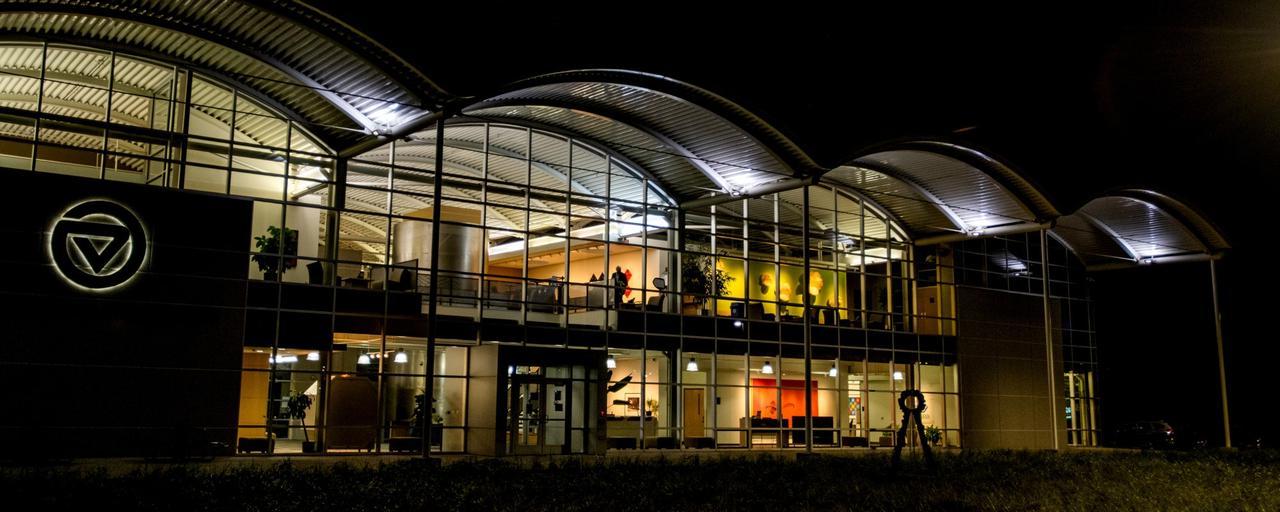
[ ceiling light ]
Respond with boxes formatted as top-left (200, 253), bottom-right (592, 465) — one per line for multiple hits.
top-left (828, 364), bottom-right (839, 377)
top-left (893, 370), bottom-right (905, 381)
top-left (307, 352), bottom-right (320, 361)
top-left (267, 356), bottom-right (275, 364)
top-left (357, 353), bottom-right (371, 365)
top-left (606, 355), bottom-right (617, 369)
top-left (761, 361), bottom-right (774, 375)
top-left (278, 354), bottom-right (298, 364)
top-left (686, 357), bottom-right (699, 372)
top-left (393, 348), bottom-right (408, 364)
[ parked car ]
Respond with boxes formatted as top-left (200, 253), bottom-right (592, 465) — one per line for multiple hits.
top-left (1111, 420), bottom-right (1176, 449)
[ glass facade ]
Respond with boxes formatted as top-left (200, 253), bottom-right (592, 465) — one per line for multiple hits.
top-left (2, 40), bottom-right (1115, 455)
top-left (945, 232), bottom-right (1101, 446)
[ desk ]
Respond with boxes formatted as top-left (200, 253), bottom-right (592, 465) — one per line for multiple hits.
top-left (739, 417), bottom-right (789, 447)
top-left (343, 277), bottom-right (371, 289)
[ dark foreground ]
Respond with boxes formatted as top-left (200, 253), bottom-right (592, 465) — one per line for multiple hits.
top-left (3, 450), bottom-right (1278, 511)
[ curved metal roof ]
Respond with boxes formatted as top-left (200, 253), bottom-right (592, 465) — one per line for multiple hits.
top-left (827, 141), bottom-right (1060, 239)
top-left (0, 2), bottom-right (1231, 272)
top-left (0, 42), bottom-right (329, 158)
top-left (1052, 189), bottom-right (1229, 270)
top-left (458, 69), bottom-right (821, 204)
top-left (0, 0), bottom-right (448, 151)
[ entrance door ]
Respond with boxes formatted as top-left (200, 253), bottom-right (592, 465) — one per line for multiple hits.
top-left (682, 388), bottom-right (705, 437)
top-left (509, 374), bottom-right (571, 454)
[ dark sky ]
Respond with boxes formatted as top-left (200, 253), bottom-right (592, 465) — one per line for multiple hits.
top-left (311, 1), bottom-right (1272, 446)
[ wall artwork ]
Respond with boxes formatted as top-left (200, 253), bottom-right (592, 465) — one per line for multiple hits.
top-left (749, 378), bottom-right (818, 420)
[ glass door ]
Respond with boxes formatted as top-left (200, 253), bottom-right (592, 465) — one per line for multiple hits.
top-left (509, 371), bottom-right (572, 455)
top-left (511, 378), bottom-right (543, 454)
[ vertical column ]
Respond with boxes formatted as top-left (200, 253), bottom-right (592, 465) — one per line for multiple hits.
top-left (1210, 258), bottom-right (1231, 448)
top-left (31, 42), bottom-right (47, 171)
top-left (522, 128), bottom-right (533, 329)
top-left (802, 185), bottom-right (813, 453)
top-left (424, 117), bottom-right (447, 458)
top-left (1039, 229), bottom-right (1060, 450)
top-left (100, 51), bottom-right (116, 180)
top-left (176, 70), bottom-right (194, 189)
top-left (373, 138), bottom-right (393, 453)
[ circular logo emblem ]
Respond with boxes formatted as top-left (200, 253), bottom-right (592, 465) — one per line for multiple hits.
top-left (50, 200), bottom-right (147, 290)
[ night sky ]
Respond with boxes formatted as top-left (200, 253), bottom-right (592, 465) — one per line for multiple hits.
top-left (312, 1), bottom-right (1273, 447)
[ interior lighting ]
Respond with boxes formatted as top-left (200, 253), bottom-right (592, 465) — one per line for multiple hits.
top-left (761, 361), bottom-right (774, 375)
top-left (686, 357), bottom-right (699, 372)
top-left (606, 355), bottom-right (617, 369)
top-left (306, 352), bottom-right (320, 361)
top-left (893, 370), bottom-right (905, 381)
top-left (357, 353), bottom-right (372, 365)
top-left (393, 349), bottom-right (408, 364)
top-left (828, 364), bottom-right (839, 377)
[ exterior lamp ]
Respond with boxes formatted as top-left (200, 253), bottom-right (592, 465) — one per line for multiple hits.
top-left (761, 361), bottom-right (774, 375)
top-left (357, 353), bottom-right (372, 365)
top-left (892, 370), bottom-right (905, 381)
top-left (606, 355), bottom-right (617, 369)
top-left (686, 357), bottom-right (699, 372)
top-left (393, 348), bottom-right (408, 364)
top-left (828, 364), bottom-right (839, 377)
top-left (306, 351), bottom-right (320, 361)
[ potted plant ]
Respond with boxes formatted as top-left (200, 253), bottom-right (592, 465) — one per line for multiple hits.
top-left (680, 252), bottom-right (734, 315)
top-left (924, 425), bottom-right (942, 447)
top-left (286, 391), bottom-right (316, 452)
top-left (251, 225), bottom-right (298, 281)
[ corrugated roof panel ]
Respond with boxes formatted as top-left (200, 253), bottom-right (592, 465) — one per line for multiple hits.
top-left (854, 150), bottom-right (1036, 231)
top-left (1079, 196), bottom-right (1206, 258)
top-left (466, 80), bottom-right (798, 202)
top-left (1, 2), bottom-right (449, 151)
top-left (824, 165), bottom-right (957, 237)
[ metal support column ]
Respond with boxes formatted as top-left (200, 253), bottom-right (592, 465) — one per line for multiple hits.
top-left (423, 116), bottom-right (447, 458)
top-left (1210, 258), bottom-right (1231, 448)
top-left (1039, 229), bottom-right (1060, 450)
top-left (802, 186), bottom-right (813, 453)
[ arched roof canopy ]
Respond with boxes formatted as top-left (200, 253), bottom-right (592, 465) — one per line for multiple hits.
top-left (1052, 189), bottom-right (1229, 270)
top-left (0, 0), bottom-right (449, 151)
top-left (826, 141), bottom-right (1060, 241)
top-left (455, 69), bottom-right (823, 205)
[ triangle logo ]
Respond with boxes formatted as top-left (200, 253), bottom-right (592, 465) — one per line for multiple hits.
top-left (68, 223), bottom-right (131, 274)
top-left (50, 199), bottom-right (148, 290)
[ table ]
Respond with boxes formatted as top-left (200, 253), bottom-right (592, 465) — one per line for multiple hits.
top-left (343, 277), bottom-right (371, 288)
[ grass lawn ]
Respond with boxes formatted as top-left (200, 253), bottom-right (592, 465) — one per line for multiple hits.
top-left (3, 450), bottom-right (1278, 511)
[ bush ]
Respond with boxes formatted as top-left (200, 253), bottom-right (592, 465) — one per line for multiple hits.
top-left (3, 450), bottom-right (1279, 511)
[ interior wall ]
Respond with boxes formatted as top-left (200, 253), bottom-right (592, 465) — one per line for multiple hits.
top-left (957, 287), bottom-right (1066, 449)
top-left (465, 344), bottom-right (499, 456)
top-left (237, 352), bottom-right (269, 439)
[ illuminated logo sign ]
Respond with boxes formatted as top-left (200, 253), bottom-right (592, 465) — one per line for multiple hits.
top-left (49, 199), bottom-right (148, 291)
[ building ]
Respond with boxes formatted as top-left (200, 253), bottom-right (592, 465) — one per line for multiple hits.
top-left (0, 1), bottom-right (1230, 458)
